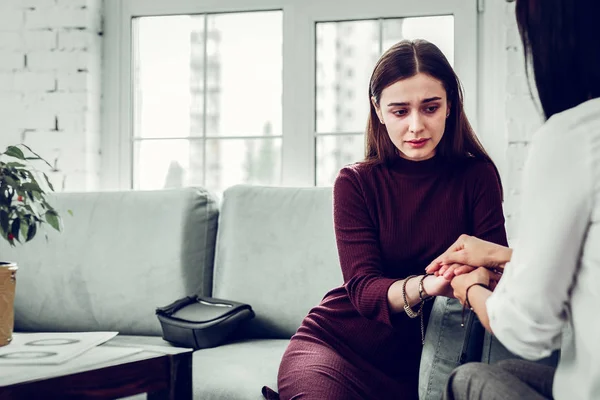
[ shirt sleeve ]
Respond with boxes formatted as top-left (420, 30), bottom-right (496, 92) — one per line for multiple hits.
top-left (333, 166), bottom-right (398, 327)
top-left (486, 122), bottom-right (593, 360)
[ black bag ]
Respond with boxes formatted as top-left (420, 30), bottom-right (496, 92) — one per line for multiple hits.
top-left (156, 295), bottom-right (255, 350)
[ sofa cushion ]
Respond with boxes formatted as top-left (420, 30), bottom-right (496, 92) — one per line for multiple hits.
top-left (212, 185), bottom-right (343, 339)
top-left (193, 338), bottom-right (288, 400)
top-left (1, 187), bottom-right (218, 336)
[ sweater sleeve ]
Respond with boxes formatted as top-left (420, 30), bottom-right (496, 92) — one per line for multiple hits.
top-left (333, 166), bottom-right (398, 327)
top-left (469, 162), bottom-right (509, 247)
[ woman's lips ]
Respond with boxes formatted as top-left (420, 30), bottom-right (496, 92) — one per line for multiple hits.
top-left (406, 138), bottom-right (430, 148)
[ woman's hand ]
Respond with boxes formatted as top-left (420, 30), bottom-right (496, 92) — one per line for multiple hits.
top-left (436, 264), bottom-right (476, 280)
top-left (425, 234), bottom-right (512, 275)
top-left (422, 274), bottom-right (455, 298)
top-left (450, 267), bottom-right (491, 306)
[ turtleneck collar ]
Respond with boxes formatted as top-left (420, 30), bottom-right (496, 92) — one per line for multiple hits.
top-left (388, 153), bottom-right (445, 175)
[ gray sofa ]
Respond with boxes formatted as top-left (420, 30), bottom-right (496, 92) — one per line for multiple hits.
top-left (1, 185), bottom-right (344, 399)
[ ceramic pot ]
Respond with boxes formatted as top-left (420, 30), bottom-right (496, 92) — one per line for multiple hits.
top-left (0, 262), bottom-right (17, 347)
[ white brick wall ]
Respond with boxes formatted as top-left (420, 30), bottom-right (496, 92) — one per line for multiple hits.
top-left (0, 0), bottom-right (103, 192)
top-left (503, 2), bottom-right (544, 239)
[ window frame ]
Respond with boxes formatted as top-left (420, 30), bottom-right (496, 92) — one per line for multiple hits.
top-left (101, 0), bottom-right (478, 190)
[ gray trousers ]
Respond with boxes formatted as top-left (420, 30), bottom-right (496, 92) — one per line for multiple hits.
top-left (443, 359), bottom-right (556, 400)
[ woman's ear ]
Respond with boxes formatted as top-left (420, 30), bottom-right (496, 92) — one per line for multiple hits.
top-left (446, 101), bottom-right (452, 118)
top-left (371, 96), bottom-right (384, 124)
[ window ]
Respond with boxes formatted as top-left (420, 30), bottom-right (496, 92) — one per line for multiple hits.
top-left (131, 11), bottom-right (282, 194)
top-left (103, 0), bottom-right (478, 193)
top-left (315, 16), bottom-right (454, 185)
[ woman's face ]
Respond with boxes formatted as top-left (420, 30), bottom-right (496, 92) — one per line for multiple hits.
top-left (373, 72), bottom-right (449, 161)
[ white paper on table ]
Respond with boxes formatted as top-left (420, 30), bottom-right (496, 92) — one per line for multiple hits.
top-left (0, 331), bottom-right (118, 365)
top-left (0, 345), bottom-right (144, 387)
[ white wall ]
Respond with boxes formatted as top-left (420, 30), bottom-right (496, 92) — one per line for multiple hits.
top-left (0, 0), bottom-right (103, 192)
top-left (502, 1), bottom-right (544, 239)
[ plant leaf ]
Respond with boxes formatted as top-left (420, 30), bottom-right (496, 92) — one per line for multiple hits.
top-left (6, 162), bottom-right (26, 168)
top-left (4, 146), bottom-right (25, 160)
top-left (42, 172), bottom-right (55, 192)
top-left (26, 222), bottom-right (37, 241)
top-left (3, 175), bottom-right (19, 189)
top-left (20, 220), bottom-right (28, 240)
top-left (0, 210), bottom-right (8, 233)
top-left (19, 144), bottom-right (53, 169)
top-left (45, 211), bottom-right (60, 231)
top-left (0, 186), bottom-right (10, 206)
top-left (11, 217), bottom-right (21, 242)
top-left (21, 181), bottom-right (44, 194)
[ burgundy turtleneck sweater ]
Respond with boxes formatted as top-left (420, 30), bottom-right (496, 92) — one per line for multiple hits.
top-left (277, 155), bottom-right (508, 399)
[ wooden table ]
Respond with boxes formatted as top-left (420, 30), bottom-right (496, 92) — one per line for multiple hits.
top-left (0, 335), bottom-right (193, 400)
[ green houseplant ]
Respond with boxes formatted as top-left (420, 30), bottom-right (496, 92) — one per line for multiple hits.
top-left (0, 144), bottom-right (62, 346)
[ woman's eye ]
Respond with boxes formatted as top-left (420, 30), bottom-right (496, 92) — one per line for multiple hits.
top-left (424, 105), bottom-right (439, 113)
top-left (393, 109), bottom-right (408, 116)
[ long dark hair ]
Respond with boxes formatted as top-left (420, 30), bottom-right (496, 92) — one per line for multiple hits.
top-left (515, 0), bottom-right (600, 119)
top-left (364, 39), bottom-right (502, 195)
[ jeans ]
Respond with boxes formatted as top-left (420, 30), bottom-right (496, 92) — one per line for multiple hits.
top-left (418, 297), bottom-right (559, 400)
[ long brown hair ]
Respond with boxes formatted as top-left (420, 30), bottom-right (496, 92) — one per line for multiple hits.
top-left (364, 39), bottom-right (502, 195)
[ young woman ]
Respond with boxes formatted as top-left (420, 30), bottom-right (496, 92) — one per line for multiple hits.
top-left (262, 39), bottom-right (507, 400)
top-left (426, 0), bottom-right (600, 399)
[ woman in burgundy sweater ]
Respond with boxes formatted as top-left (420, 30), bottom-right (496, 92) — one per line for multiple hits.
top-left (275, 39), bottom-right (507, 399)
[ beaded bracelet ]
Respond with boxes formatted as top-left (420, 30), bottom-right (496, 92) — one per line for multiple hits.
top-left (402, 275), bottom-right (421, 318)
top-left (402, 274), bottom-right (437, 344)
top-left (419, 273), bottom-right (434, 302)
top-left (461, 282), bottom-right (490, 327)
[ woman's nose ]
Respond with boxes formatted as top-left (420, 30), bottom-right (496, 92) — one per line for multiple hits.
top-left (409, 113), bottom-right (424, 133)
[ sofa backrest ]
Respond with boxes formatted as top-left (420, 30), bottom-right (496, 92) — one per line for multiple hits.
top-left (212, 185), bottom-right (343, 339)
top-left (1, 187), bottom-right (218, 336)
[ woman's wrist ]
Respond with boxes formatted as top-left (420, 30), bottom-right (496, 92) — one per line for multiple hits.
top-left (487, 245), bottom-right (513, 267)
top-left (388, 276), bottom-right (421, 313)
top-left (421, 274), bottom-right (437, 298)
top-left (464, 282), bottom-right (490, 308)
top-left (418, 274), bottom-right (433, 301)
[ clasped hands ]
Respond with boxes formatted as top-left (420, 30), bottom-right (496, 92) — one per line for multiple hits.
top-left (424, 234), bottom-right (512, 306)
